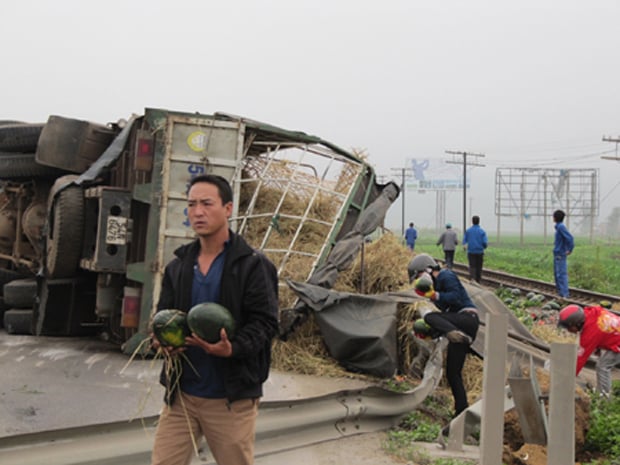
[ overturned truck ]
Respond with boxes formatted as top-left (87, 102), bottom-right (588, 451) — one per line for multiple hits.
top-left (0, 109), bottom-right (399, 353)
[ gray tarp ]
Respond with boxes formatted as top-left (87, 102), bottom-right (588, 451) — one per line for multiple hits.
top-left (287, 281), bottom-right (542, 378)
top-left (279, 181), bottom-right (400, 340)
top-left (308, 182), bottom-right (400, 288)
top-left (287, 280), bottom-right (399, 378)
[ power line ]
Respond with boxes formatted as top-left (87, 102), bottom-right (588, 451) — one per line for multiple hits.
top-left (488, 149), bottom-right (616, 167)
top-left (601, 135), bottom-right (620, 161)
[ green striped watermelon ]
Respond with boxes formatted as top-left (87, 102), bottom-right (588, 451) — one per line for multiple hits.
top-left (413, 318), bottom-right (432, 337)
top-left (152, 309), bottom-right (190, 348)
top-left (187, 302), bottom-right (236, 343)
top-left (414, 273), bottom-right (434, 293)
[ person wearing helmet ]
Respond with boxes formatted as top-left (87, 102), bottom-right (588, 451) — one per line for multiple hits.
top-left (408, 253), bottom-right (480, 417)
top-left (558, 304), bottom-right (620, 397)
top-left (436, 223), bottom-right (459, 269)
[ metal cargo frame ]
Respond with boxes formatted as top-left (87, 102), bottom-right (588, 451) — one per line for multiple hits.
top-left (121, 109), bottom-right (385, 351)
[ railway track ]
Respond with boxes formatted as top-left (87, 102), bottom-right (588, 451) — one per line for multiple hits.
top-left (445, 260), bottom-right (620, 308)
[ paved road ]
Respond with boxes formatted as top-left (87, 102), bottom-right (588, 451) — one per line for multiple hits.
top-left (0, 330), bottom-right (370, 437)
top-left (0, 330), bottom-right (479, 464)
top-left (0, 332), bottom-right (163, 436)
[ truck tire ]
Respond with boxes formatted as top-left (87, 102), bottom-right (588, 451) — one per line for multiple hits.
top-left (46, 185), bottom-right (84, 278)
top-left (0, 268), bottom-right (25, 292)
top-left (3, 278), bottom-right (37, 308)
top-left (0, 123), bottom-right (44, 152)
top-left (0, 152), bottom-right (65, 178)
top-left (3, 309), bottom-right (34, 335)
top-left (0, 296), bottom-right (6, 328)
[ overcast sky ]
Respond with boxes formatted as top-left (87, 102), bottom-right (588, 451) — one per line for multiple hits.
top-left (3, 1), bottom-right (620, 236)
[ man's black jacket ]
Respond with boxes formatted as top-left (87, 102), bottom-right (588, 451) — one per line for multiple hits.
top-left (156, 230), bottom-right (279, 404)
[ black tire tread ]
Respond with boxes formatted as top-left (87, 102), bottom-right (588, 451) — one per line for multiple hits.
top-left (46, 186), bottom-right (84, 278)
top-left (0, 123), bottom-right (44, 152)
top-left (0, 152), bottom-right (66, 178)
top-left (0, 269), bottom-right (26, 292)
top-left (3, 278), bottom-right (37, 308)
top-left (4, 308), bottom-right (34, 334)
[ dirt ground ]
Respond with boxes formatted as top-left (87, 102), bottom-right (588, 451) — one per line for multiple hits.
top-left (501, 368), bottom-right (599, 465)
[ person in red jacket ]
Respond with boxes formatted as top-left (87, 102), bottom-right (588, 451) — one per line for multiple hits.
top-left (558, 304), bottom-right (620, 397)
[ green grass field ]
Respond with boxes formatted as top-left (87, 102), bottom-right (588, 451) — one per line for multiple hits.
top-left (410, 232), bottom-right (620, 297)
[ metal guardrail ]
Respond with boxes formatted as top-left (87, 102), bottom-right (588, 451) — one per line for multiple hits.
top-left (0, 340), bottom-right (447, 465)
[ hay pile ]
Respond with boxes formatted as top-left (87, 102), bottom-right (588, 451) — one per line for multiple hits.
top-left (238, 159), bottom-right (358, 309)
top-left (269, 233), bottom-right (485, 396)
top-left (531, 323), bottom-right (576, 344)
top-left (270, 233), bottom-right (419, 379)
top-left (236, 161), bottom-right (481, 389)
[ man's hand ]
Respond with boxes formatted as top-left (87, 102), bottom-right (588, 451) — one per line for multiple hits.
top-left (185, 328), bottom-right (233, 358)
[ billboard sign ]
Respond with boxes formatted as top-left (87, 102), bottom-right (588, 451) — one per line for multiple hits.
top-left (405, 158), bottom-right (467, 190)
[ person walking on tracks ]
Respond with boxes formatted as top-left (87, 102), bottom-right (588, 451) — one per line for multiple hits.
top-left (436, 223), bottom-right (458, 269)
top-left (462, 215), bottom-right (487, 283)
top-left (151, 174), bottom-right (279, 465)
top-left (408, 253), bottom-right (480, 417)
top-left (405, 222), bottom-right (418, 252)
top-left (558, 304), bottom-right (620, 398)
top-left (552, 209), bottom-right (574, 298)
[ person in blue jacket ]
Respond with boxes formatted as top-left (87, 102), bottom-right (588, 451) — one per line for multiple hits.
top-left (408, 254), bottom-right (479, 420)
top-left (405, 222), bottom-right (418, 252)
top-left (553, 209), bottom-right (574, 298)
top-left (462, 215), bottom-right (488, 283)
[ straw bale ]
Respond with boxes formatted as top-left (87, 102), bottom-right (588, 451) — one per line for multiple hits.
top-left (531, 323), bottom-right (577, 344)
top-left (333, 233), bottom-right (410, 294)
top-left (271, 234), bottom-right (424, 378)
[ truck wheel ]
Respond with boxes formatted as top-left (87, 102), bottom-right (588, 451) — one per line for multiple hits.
top-left (0, 296), bottom-right (6, 328)
top-left (3, 278), bottom-right (37, 308)
top-left (0, 268), bottom-right (25, 292)
top-left (3, 309), bottom-right (34, 334)
top-left (0, 123), bottom-right (44, 152)
top-left (46, 185), bottom-right (84, 278)
top-left (0, 152), bottom-right (65, 178)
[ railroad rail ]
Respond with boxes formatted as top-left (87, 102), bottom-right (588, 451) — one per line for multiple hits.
top-left (445, 260), bottom-right (620, 308)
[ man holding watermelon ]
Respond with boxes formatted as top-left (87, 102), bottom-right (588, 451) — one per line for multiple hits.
top-left (150, 174), bottom-right (279, 465)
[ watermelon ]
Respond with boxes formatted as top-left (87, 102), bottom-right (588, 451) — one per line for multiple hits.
top-left (152, 309), bottom-right (190, 348)
top-left (414, 273), bottom-right (434, 293)
top-left (413, 318), bottom-right (432, 337)
top-left (187, 302), bottom-right (236, 343)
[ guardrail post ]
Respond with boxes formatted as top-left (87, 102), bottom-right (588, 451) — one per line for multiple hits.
top-left (480, 312), bottom-right (508, 465)
top-left (547, 342), bottom-right (577, 465)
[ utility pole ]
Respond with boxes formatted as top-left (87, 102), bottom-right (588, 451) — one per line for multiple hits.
top-left (445, 151), bottom-right (486, 235)
top-left (390, 166), bottom-right (413, 236)
top-left (601, 136), bottom-right (620, 161)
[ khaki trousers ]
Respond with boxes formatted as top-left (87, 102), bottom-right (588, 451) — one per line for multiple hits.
top-left (152, 392), bottom-right (259, 465)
